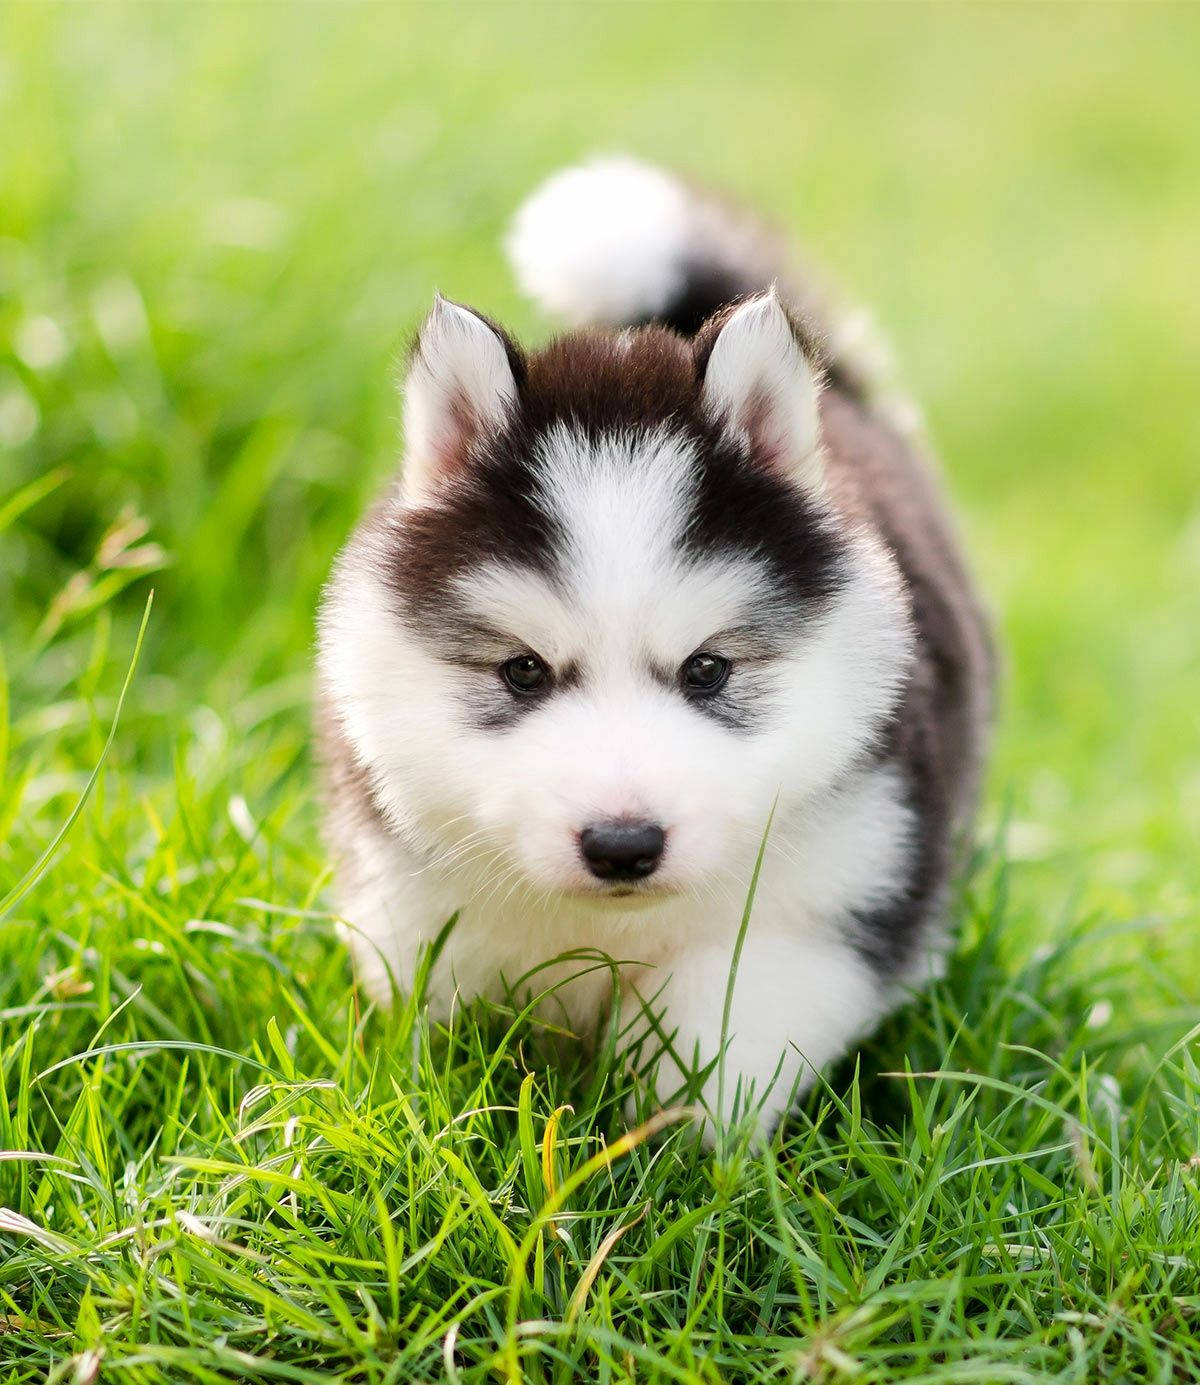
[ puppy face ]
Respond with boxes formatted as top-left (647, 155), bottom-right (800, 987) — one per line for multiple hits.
top-left (319, 296), bottom-right (914, 906)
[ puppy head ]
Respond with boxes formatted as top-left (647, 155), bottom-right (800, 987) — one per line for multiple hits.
top-left (319, 293), bottom-right (913, 904)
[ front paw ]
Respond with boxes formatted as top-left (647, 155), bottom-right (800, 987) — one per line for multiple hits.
top-left (621, 1063), bottom-right (777, 1152)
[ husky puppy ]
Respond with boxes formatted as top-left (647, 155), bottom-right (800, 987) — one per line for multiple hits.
top-left (317, 157), bottom-right (993, 1141)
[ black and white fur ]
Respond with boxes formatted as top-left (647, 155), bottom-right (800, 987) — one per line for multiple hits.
top-left (317, 157), bottom-right (993, 1142)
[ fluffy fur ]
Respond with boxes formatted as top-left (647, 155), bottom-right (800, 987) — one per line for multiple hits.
top-left (317, 156), bottom-right (993, 1142)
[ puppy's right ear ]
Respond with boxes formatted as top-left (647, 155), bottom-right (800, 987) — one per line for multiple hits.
top-left (401, 296), bottom-right (520, 504)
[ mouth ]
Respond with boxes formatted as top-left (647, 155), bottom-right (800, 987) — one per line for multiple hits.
top-left (562, 878), bottom-right (679, 906)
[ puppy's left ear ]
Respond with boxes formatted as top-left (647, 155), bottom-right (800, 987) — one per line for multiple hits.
top-left (698, 289), bottom-right (824, 492)
top-left (401, 295), bottom-right (521, 504)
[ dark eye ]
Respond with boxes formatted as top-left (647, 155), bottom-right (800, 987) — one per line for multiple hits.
top-left (501, 653), bottom-right (549, 695)
top-left (682, 652), bottom-right (730, 693)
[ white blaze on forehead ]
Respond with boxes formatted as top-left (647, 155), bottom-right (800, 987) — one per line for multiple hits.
top-left (534, 421), bottom-right (697, 581)
top-left (450, 423), bottom-right (774, 665)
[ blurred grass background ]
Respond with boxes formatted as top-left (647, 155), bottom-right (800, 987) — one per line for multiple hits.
top-left (2, 2), bottom-right (1198, 994)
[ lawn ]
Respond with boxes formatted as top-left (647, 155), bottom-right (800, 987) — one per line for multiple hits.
top-left (2, 3), bottom-right (1199, 1380)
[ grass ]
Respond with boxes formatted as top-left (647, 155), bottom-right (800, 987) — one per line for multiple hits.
top-left (2, 3), bottom-right (1198, 1380)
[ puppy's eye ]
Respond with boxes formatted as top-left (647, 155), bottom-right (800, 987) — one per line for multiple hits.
top-left (681, 652), bottom-right (730, 693)
top-left (501, 653), bottom-right (549, 694)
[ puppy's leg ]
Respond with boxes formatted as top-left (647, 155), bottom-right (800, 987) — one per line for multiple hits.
top-left (621, 929), bottom-right (883, 1145)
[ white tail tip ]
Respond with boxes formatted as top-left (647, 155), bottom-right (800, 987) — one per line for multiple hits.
top-left (505, 156), bottom-right (692, 326)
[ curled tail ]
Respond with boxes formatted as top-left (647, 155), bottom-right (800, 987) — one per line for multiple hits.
top-left (505, 155), bottom-right (885, 402)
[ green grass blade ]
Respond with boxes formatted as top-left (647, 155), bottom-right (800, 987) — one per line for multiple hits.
top-left (0, 590), bottom-right (153, 919)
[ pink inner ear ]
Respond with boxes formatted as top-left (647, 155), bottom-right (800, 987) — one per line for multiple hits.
top-left (432, 387), bottom-right (484, 474)
top-left (738, 384), bottom-right (792, 474)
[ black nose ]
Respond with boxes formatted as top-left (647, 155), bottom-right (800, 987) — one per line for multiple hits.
top-left (579, 821), bottom-right (665, 881)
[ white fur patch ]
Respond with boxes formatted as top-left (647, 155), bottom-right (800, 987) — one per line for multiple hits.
top-left (506, 156), bottom-right (693, 325)
top-left (621, 924), bottom-right (883, 1147)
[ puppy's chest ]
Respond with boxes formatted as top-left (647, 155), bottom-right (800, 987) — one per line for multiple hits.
top-left (428, 759), bottom-right (915, 1023)
top-left (428, 902), bottom-right (685, 1031)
